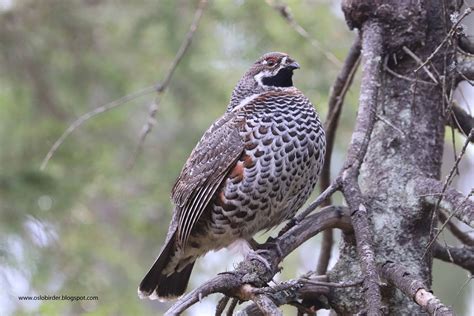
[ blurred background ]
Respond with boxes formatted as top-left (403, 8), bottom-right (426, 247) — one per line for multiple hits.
top-left (0, 0), bottom-right (472, 315)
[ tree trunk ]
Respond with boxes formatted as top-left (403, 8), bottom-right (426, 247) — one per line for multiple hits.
top-left (328, 1), bottom-right (457, 314)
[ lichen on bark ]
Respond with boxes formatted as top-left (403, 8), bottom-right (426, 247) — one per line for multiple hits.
top-left (328, 0), bottom-right (457, 314)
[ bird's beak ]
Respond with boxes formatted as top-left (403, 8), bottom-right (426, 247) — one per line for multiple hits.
top-left (286, 60), bottom-right (300, 70)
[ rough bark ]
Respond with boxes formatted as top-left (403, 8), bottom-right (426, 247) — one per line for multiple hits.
top-left (379, 261), bottom-right (455, 315)
top-left (328, 0), bottom-right (458, 314)
top-left (316, 37), bottom-right (361, 275)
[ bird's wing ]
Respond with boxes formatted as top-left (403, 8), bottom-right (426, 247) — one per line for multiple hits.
top-left (171, 110), bottom-right (245, 247)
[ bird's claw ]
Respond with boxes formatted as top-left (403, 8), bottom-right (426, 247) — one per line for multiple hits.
top-left (248, 238), bottom-right (283, 258)
top-left (245, 250), bottom-right (272, 272)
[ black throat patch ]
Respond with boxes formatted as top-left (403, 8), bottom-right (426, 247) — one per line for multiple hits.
top-left (261, 68), bottom-right (294, 87)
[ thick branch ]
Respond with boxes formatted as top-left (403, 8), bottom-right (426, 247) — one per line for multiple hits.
top-left (316, 229), bottom-right (333, 275)
top-left (448, 102), bottom-right (474, 141)
top-left (236, 280), bottom-right (304, 316)
top-left (165, 273), bottom-right (241, 316)
top-left (416, 177), bottom-right (474, 228)
top-left (237, 276), bottom-right (363, 315)
top-left (165, 206), bottom-right (352, 315)
top-left (340, 21), bottom-right (384, 316)
top-left (276, 206), bottom-right (352, 262)
top-left (433, 242), bottom-right (474, 274)
top-left (316, 36), bottom-right (361, 275)
top-left (323, 36), bottom-right (362, 170)
top-left (458, 34), bottom-right (474, 55)
top-left (438, 211), bottom-right (474, 246)
top-left (251, 294), bottom-right (281, 316)
top-left (380, 261), bottom-right (455, 316)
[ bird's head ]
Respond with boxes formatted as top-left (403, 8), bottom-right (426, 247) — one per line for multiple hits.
top-left (228, 52), bottom-right (300, 110)
top-left (250, 52), bottom-right (300, 88)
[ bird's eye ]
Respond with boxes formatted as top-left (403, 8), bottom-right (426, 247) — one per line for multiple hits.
top-left (263, 58), bottom-right (277, 67)
top-left (266, 60), bottom-right (276, 66)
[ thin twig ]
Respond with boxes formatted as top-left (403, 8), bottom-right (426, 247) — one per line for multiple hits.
top-left (300, 278), bottom-right (363, 288)
top-left (265, 0), bottom-right (342, 67)
top-left (40, 86), bottom-right (155, 170)
top-left (427, 189), bottom-right (474, 252)
top-left (384, 63), bottom-right (436, 86)
top-left (375, 113), bottom-right (406, 137)
top-left (129, 0), bottom-right (208, 167)
top-left (403, 46), bottom-right (439, 84)
top-left (300, 178), bottom-right (342, 220)
top-left (415, 6), bottom-right (473, 72)
top-left (40, 0), bottom-right (209, 171)
top-left (416, 178), bottom-right (474, 228)
top-left (425, 129), bottom-right (474, 253)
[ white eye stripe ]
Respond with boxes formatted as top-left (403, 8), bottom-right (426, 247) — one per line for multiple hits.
top-left (262, 58), bottom-right (280, 66)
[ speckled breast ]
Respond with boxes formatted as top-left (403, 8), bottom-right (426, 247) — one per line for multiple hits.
top-left (208, 90), bottom-right (326, 243)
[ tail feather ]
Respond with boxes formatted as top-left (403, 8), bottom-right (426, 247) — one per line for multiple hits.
top-left (138, 232), bottom-right (195, 301)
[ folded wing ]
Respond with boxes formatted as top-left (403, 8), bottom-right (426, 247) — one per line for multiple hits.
top-left (171, 110), bottom-right (245, 247)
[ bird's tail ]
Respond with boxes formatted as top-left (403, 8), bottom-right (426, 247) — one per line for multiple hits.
top-left (138, 232), bottom-right (195, 301)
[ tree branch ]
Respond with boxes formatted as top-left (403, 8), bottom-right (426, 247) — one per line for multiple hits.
top-left (438, 211), bottom-right (474, 246)
top-left (236, 280), bottom-right (303, 316)
top-left (40, 0), bottom-right (209, 171)
top-left (39, 86), bottom-right (155, 171)
top-left (458, 33), bottom-right (474, 55)
top-left (165, 273), bottom-right (241, 316)
top-left (379, 261), bottom-right (455, 316)
top-left (316, 35), bottom-right (361, 275)
top-left (414, 6), bottom-right (473, 73)
top-left (236, 276), bottom-right (362, 315)
top-left (456, 52), bottom-right (474, 84)
top-left (165, 206), bottom-right (352, 315)
top-left (340, 21), bottom-right (384, 315)
top-left (279, 178), bottom-right (342, 236)
top-left (433, 242), bottom-right (474, 274)
top-left (215, 295), bottom-right (231, 316)
top-left (266, 0), bottom-right (342, 67)
top-left (129, 0), bottom-right (209, 167)
top-left (244, 293), bottom-right (281, 316)
top-left (416, 177), bottom-right (474, 228)
top-left (448, 102), bottom-right (474, 142)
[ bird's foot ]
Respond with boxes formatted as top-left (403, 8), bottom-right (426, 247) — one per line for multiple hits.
top-left (245, 250), bottom-right (273, 272)
top-left (248, 237), bottom-right (283, 258)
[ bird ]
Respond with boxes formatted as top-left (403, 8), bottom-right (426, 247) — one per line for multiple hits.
top-left (138, 52), bottom-right (326, 301)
